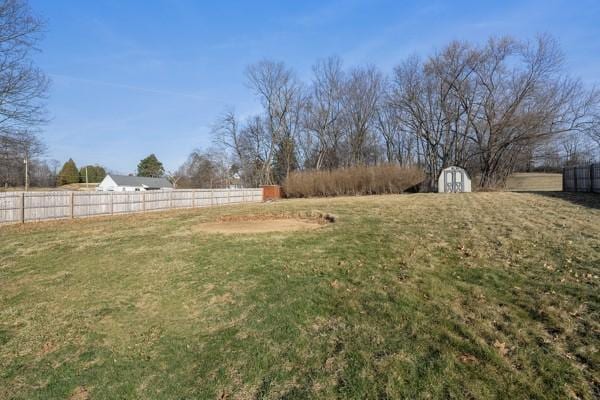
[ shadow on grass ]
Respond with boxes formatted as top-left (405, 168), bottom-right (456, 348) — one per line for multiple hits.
top-left (527, 191), bottom-right (600, 210)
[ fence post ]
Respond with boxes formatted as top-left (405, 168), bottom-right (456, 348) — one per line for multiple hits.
top-left (169, 190), bottom-right (173, 209)
top-left (109, 193), bottom-right (114, 215)
top-left (142, 191), bottom-right (146, 212)
top-left (70, 192), bottom-right (75, 219)
top-left (20, 192), bottom-right (25, 223)
top-left (192, 190), bottom-right (196, 208)
top-left (210, 189), bottom-right (214, 207)
top-left (591, 164), bottom-right (595, 193)
top-left (594, 164), bottom-right (599, 193)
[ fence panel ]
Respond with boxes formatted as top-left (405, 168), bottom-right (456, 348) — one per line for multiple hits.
top-left (563, 168), bottom-right (576, 191)
top-left (25, 192), bottom-right (71, 221)
top-left (0, 188), bottom-right (264, 224)
top-left (193, 190), bottom-right (213, 208)
top-left (74, 192), bottom-right (112, 217)
top-left (0, 193), bottom-right (21, 223)
top-left (575, 166), bottom-right (591, 192)
top-left (592, 164), bottom-right (600, 193)
top-left (145, 191), bottom-right (170, 211)
top-left (172, 190), bottom-right (194, 208)
top-left (563, 164), bottom-right (600, 193)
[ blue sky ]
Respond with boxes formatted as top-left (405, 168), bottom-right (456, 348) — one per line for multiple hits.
top-left (31, 0), bottom-right (600, 173)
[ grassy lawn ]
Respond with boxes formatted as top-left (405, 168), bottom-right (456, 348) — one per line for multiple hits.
top-left (1, 192), bottom-right (599, 399)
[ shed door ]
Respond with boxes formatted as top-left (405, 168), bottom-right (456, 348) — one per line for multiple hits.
top-left (454, 170), bottom-right (464, 192)
top-left (444, 171), bottom-right (454, 192)
top-left (444, 169), bottom-right (464, 192)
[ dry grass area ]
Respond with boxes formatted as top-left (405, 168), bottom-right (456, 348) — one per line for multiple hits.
top-left (0, 183), bottom-right (98, 192)
top-left (195, 215), bottom-right (329, 234)
top-left (58, 183), bottom-right (99, 191)
top-left (0, 192), bottom-right (598, 399)
top-left (505, 172), bottom-right (563, 191)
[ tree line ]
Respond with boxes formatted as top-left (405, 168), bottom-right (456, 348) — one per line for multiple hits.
top-left (211, 35), bottom-right (600, 189)
top-left (55, 159), bottom-right (106, 186)
top-left (1, 1), bottom-right (599, 191)
top-left (54, 153), bottom-right (165, 186)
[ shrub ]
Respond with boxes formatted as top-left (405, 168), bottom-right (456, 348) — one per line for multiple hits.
top-left (283, 164), bottom-right (425, 197)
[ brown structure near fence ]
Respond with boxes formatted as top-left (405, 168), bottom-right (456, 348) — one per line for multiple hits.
top-left (0, 188), bottom-right (263, 225)
top-left (261, 185), bottom-right (282, 201)
top-left (563, 164), bottom-right (600, 193)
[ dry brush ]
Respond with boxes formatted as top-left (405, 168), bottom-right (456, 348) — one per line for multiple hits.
top-left (283, 164), bottom-right (424, 197)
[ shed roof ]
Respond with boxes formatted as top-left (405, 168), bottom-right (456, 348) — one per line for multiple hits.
top-left (439, 166), bottom-right (471, 179)
top-left (108, 174), bottom-right (172, 188)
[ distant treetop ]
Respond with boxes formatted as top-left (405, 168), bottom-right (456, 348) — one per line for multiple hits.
top-left (137, 154), bottom-right (165, 177)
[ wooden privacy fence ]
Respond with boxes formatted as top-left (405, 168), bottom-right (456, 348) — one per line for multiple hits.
top-left (563, 164), bottom-right (600, 193)
top-left (0, 188), bottom-right (263, 224)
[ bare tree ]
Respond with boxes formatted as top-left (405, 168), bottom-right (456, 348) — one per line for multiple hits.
top-left (0, 128), bottom-right (43, 185)
top-left (0, 0), bottom-right (49, 187)
top-left (342, 65), bottom-right (383, 165)
top-left (584, 102), bottom-right (600, 150)
top-left (245, 60), bottom-right (302, 183)
top-left (390, 54), bottom-right (468, 188)
top-left (212, 109), bottom-right (243, 162)
top-left (165, 170), bottom-right (182, 189)
top-left (559, 132), bottom-right (596, 166)
top-left (390, 35), bottom-right (600, 188)
top-left (462, 35), bottom-right (598, 186)
top-left (374, 84), bottom-right (417, 165)
top-left (304, 56), bottom-right (345, 169)
top-left (176, 148), bottom-right (231, 188)
top-left (237, 115), bottom-right (271, 186)
top-left (210, 34), bottom-right (599, 190)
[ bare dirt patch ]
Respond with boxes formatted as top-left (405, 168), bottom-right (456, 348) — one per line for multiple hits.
top-left (195, 212), bottom-right (334, 234)
top-left (196, 218), bottom-right (322, 234)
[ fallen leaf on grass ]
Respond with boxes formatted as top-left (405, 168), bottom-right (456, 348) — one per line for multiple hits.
top-left (39, 341), bottom-right (57, 356)
top-left (494, 340), bottom-right (510, 356)
top-left (457, 243), bottom-right (471, 257)
top-left (324, 356), bottom-right (335, 371)
top-left (69, 386), bottom-right (89, 400)
top-left (458, 354), bottom-right (478, 364)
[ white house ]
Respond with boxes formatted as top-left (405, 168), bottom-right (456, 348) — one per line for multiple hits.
top-left (97, 174), bottom-right (173, 192)
top-left (229, 172), bottom-right (242, 189)
top-left (438, 166), bottom-right (471, 193)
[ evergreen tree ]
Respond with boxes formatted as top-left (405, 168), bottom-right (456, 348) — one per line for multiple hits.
top-left (57, 158), bottom-right (79, 185)
top-left (79, 165), bottom-right (107, 183)
top-left (137, 154), bottom-right (165, 177)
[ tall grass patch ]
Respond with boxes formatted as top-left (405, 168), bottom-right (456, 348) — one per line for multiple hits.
top-left (283, 164), bottom-right (425, 197)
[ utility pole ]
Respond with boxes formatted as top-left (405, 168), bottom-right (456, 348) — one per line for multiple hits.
top-left (23, 155), bottom-right (29, 191)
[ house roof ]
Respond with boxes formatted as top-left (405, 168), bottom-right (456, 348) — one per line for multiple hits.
top-left (108, 174), bottom-right (172, 188)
